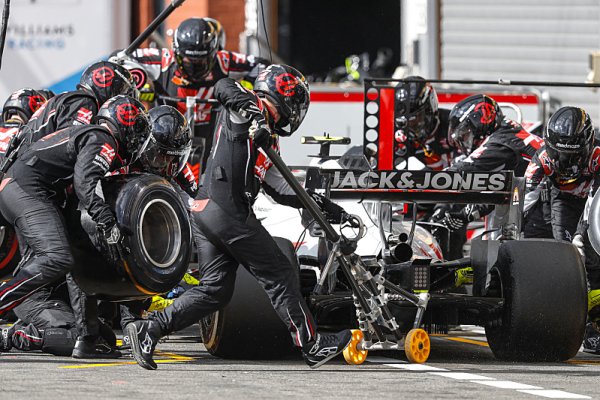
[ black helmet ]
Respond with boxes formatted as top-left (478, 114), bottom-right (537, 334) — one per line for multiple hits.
top-left (37, 89), bottom-right (56, 101)
top-left (173, 18), bottom-right (220, 81)
top-left (94, 95), bottom-right (150, 160)
top-left (79, 61), bottom-right (138, 106)
top-left (139, 105), bottom-right (192, 178)
top-left (253, 64), bottom-right (310, 136)
top-left (394, 76), bottom-right (439, 143)
top-left (448, 94), bottom-right (503, 156)
top-left (205, 17), bottom-right (226, 50)
top-left (2, 88), bottom-right (46, 122)
top-left (544, 106), bottom-right (595, 181)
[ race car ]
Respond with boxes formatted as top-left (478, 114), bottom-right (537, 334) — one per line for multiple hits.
top-left (198, 93), bottom-right (586, 364)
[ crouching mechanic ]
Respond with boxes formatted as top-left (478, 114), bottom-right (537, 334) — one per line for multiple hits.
top-left (431, 95), bottom-right (543, 252)
top-left (0, 281), bottom-right (116, 356)
top-left (127, 64), bottom-right (352, 370)
top-left (521, 107), bottom-right (600, 352)
top-left (393, 76), bottom-right (455, 171)
top-left (0, 95), bottom-right (150, 320)
top-left (523, 107), bottom-right (599, 241)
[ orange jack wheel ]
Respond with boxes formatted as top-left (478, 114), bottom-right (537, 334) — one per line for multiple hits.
top-left (343, 329), bottom-right (368, 365)
top-left (404, 328), bottom-right (430, 364)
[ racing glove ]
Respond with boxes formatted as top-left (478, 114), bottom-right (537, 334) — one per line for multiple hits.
top-left (98, 223), bottom-right (129, 264)
top-left (249, 120), bottom-right (272, 149)
top-left (572, 234), bottom-right (586, 264)
top-left (439, 208), bottom-right (473, 233)
top-left (308, 190), bottom-right (345, 224)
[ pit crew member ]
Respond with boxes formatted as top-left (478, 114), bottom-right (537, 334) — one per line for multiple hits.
top-left (432, 94), bottom-right (543, 257)
top-left (393, 76), bottom-right (455, 171)
top-left (121, 17), bottom-right (269, 173)
top-left (0, 96), bottom-right (150, 322)
top-left (126, 64), bottom-right (352, 370)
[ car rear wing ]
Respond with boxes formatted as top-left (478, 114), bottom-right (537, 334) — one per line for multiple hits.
top-left (308, 168), bottom-right (525, 238)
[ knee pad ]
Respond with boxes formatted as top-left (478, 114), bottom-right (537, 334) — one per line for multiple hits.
top-left (42, 327), bottom-right (76, 356)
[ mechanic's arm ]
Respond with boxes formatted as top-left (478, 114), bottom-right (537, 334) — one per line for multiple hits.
top-left (215, 78), bottom-right (268, 139)
top-left (523, 154), bottom-right (547, 213)
top-left (173, 163), bottom-right (199, 198)
top-left (261, 164), bottom-right (345, 222)
top-left (226, 51), bottom-right (270, 82)
top-left (261, 164), bottom-right (303, 208)
top-left (72, 131), bottom-right (119, 227)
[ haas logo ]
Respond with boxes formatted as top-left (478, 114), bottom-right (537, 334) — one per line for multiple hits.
top-left (28, 95), bottom-right (45, 113)
top-left (275, 73), bottom-right (298, 97)
top-left (116, 103), bottom-right (140, 126)
top-left (92, 66), bottom-right (115, 88)
top-left (475, 101), bottom-right (496, 124)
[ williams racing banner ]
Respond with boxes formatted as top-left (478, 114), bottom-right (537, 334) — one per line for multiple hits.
top-left (324, 170), bottom-right (516, 204)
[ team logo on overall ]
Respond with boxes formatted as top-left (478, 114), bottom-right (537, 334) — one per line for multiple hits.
top-left (99, 143), bottom-right (116, 164)
top-left (92, 66), bottom-right (115, 88)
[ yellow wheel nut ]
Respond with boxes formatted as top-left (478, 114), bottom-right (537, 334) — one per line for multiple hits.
top-left (343, 329), bottom-right (368, 365)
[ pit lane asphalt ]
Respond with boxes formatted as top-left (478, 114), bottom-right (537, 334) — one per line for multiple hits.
top-left (1, 325), bottom-right (598, 400)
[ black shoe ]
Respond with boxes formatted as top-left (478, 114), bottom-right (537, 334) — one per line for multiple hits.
top-left (0, 327), bottom-right (12, 352)
top-left (126, 320), bottom-right (161, 370)
top-left (119, 334), bottom-right (131, 350)
top-left (583, 322), bottom-right (600, 354)
top-left (302, 330), bottom-right (352, 369)
top-left (72, 336), bottom-right (122, 359)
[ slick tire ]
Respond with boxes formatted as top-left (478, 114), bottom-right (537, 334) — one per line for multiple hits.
top-left (199, 237), bottom-right (298, 359)
top-left (72, 174), bottom-right (192, 299)
top-left (485, 239), bottom-right (586, 361)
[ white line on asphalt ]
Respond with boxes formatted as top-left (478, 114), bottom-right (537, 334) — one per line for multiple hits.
top-left (473, 380), bottom-right (542, 390)
top-left (430, 372), bottom-right (494, 380)
top-left (384, 363), bottom-right (447, 372)
top-left (517, 390), bottom-right (591, 399)
top-left (367, 357), bottom-right (590, 399)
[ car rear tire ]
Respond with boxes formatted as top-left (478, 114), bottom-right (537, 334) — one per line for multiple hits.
top-left (485, 239), bottom-right (586, 361)
top-left (199, 237), bottom-right (298, 359)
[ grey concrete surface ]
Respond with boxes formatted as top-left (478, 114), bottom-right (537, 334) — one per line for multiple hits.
top-left (0, 326), bottom-right (598, 400)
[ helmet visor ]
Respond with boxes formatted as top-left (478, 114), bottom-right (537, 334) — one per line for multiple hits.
top-left (139, 134), bottom-right (191, 177)
top-left (448, 118), bottom-right (476, 155)
top-left (395, 108), bottom-right (429, 142)
top-left (177, 55), bottom-right (213, 81)
top-left (546, 143), bottom-right (590, 181)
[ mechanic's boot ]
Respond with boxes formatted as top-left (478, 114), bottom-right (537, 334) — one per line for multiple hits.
top-left (0, 327), bottom-right (13, 352)
top-left (126, 320), bottom-right (162, 370)
top-left (583, 322), bottom-right (600, 355)
top-left (119, 334), bottom-right (131, 350)
top-left (302, 330), bottom-right (352, 369)
top-left (72, 336), bottom-right (122, 359)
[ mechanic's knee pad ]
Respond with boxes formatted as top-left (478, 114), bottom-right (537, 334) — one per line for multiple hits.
top-left (42, 327), bottom-right (76, 356)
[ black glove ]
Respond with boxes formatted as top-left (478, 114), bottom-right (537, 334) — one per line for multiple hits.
top-left (99, 223), bottom-right (129, 263)
top-left (308, 190), bottom-right (345, 224)
top-left (249, 121), bottom-right (272, 149)
top-left (439, 209), bottom-right (472, 232)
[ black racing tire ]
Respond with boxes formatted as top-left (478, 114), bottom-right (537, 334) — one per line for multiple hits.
top-left (485, 239), bottom-right (587, 361)
top-left (71, 174), bottom-right (192, 300)
top-left (0, 225), bottom-right (20, 279)
top-left (199, 237), bottom-right (298, 359)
